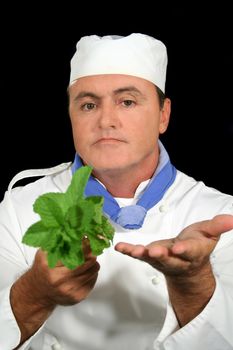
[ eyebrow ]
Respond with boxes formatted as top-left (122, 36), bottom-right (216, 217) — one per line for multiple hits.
top-left (113, 86), bottom-right (144, 96)
top-left (73, 85), bottom-right (145, 102)
top-left (73, 92), bottom-right (100, 102)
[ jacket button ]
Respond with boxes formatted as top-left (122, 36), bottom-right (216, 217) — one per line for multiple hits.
top-left (159, 203), bottom-right (169, 212)
top-left (151, 275), bottom-right (160, 285)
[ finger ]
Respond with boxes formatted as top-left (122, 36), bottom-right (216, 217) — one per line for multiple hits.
top-left (171, 234), bottom-right (221, 263)
top-left (193, 214), bottom-right (233, 238)
top-left (147, 239), bottom-right (204, 267)
top-left (114, 242), bottom-right (134, 254)
top-left (82, 237), bottom-right (93, 259)
top-left (73, 257), bottom-right (99, 276)
top-left (171, 239), bottom-right (204, 261)
top-left (115, 242), bottom-right (147, 258)
top-left (208, 214), bottom-right (233, 235)
top-left (73, 260), bottom-right (100, 279)
top-left (116, 242), bottom-right (191, 272)
top-left (72, 273), bottom-right (99, 302)
top-left (147, 245), bottom-right (170, 258)
top-left (147, 245), bottom-right (192, 273)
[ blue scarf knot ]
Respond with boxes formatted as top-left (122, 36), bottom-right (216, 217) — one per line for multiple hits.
top-left (112, 205), bottom-right (147, 229)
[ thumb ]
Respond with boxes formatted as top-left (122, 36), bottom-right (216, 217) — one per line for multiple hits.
top-left (195, 214), bottom-right (233, 238)
top-left (82, 236), bottom-right (93, 260)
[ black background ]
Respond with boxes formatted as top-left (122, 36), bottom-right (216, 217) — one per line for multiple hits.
top-left (1, 4), bottom-right (232, 201)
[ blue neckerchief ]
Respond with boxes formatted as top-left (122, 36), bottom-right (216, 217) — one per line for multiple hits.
top-left (71, 140), bottom-right (177, 229)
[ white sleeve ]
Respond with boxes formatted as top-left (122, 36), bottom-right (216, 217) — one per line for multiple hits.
top-left (0, 286), bottom-right (21, 349)
top-left (0, 286), bottom-right (46, 350)
top-left (154, 278), bottom-right (233, 350)
top-left (0, 191), bottom-right (45, 349)
top-left (154, 233), bottom-right (233, 350)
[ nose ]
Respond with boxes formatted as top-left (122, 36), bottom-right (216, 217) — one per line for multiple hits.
top-left (98, 102), bottom-right (120, 129)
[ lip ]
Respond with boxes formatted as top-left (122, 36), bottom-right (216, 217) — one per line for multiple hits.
top-left (94, 138), bottom-right (125, 144)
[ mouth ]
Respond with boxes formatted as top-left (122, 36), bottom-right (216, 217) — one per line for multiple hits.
top-left (94, 138), bottom-right (126, 145)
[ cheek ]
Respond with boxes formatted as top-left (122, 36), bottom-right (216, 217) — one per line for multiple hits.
top-left (130, 118), bottom-right (158, 143)
top-left (70, 120), bottom-right (88, 149)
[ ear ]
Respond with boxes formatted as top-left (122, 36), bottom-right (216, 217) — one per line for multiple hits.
top-left (159, 98), bottom-right (171, 134)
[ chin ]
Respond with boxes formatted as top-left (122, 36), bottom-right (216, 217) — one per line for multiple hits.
top-left (81, 149), bottom-right (136, 172)
top-left (91, 158), bottom-right (129, 173)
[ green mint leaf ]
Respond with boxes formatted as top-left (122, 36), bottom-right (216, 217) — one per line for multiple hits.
top-left (86, 196), bottom-right (104, 224)
top-left (65, 200), bottom-right (94, 232)
top-left (60, 243), bottom-right (84, 269)
top-left (22, 221), bottom-right (58, 251)
top-left (22, 165), bottom-right (115, 269)
top-left (101, 216), bottom-right (115, 240)
top-left (33, 194), bottom-right (65, 227)
top-left (47, 250), bottom-right (60, 268)
top-left (87, 233), bottom-right (111, 256)
top-left (85, 215), bottom-right (115, 256)
top-left (22, 221), bottom-right (50, 247)
top-left (66, 165), bottom-right (92, 206)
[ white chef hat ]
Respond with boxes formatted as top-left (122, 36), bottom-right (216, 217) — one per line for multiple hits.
top-left (70, 33), bottom-right (168, 93)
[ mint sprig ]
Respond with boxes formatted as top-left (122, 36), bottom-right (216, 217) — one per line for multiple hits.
top-left (22, 166), bottom-right (115, 269)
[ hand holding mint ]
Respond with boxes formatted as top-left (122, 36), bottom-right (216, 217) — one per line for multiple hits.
top-left (22, 166), bottom-right (115, 269)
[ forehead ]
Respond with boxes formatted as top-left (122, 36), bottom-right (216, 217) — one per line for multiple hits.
top-left (69, 74), bottom-right (156, 96)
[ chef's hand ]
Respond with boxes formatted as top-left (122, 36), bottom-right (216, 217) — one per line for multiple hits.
top-left (115, 214), bottom-right (233, 325)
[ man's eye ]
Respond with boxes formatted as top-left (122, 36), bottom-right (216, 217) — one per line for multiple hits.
top-left (122, 100), bottom-right (135, 107)
top-left (82, 103), bottom-right (96, 110)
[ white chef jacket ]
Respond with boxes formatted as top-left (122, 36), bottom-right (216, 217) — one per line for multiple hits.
top-left (0, 162), bottom-right (233, 350)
